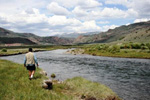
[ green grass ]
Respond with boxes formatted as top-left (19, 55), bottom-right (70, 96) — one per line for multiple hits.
top-left (84, 49), bottom-right (150, 59)
top-left (0, 59), bottom-right (121, 100)
top-left (0, 59), bottom-right (73, 100)
top-left (64, 77), bottom-right (120, 100)
top-left (0, 48), bottom-right (28, 55)
top-left (74, 43), bottom-right (150, 59)
top-left (0, 45), bottom-right (80, 56)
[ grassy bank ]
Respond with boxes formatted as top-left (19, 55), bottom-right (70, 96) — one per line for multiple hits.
top-left (0, 59), bottom-right (121, 100)
top-left (71, 43), bottom-right (150, 59)
top-left (0, 45), bottom-right (78, 56)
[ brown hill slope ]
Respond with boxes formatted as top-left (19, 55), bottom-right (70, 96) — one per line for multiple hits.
top-left (74, 21), bottom-right (150, 44)
top-left (0, 27), bottom-right (74, 45)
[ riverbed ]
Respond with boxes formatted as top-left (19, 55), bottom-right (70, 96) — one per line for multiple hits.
top-left (0, 49), bottom-right (150, 100)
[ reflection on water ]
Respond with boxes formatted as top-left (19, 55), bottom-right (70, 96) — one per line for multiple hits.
top-left (1, 49), bottom-right (150, 100)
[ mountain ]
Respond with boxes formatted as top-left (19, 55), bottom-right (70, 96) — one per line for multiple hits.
top-left (55, 32), bottom-right (100, 38)
top-left (0, 27), bottom-right (42, 45)
top-left (74, 21), bottom-right (150, 44)
top-left (0, 37), bottom-right (36, 46)
top-left (40, 36), bottom-right (74, 45)
top-left (1, 21), bottom-right (150, 46)
top-left (0, 27), bottom-right (74, 45)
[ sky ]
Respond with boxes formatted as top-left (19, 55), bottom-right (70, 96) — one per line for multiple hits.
top-left (0, 0), bottom-right (150, 36)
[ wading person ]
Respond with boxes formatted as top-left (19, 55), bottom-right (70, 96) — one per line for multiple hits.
top-left (24, 48), bottom-right (39, 80)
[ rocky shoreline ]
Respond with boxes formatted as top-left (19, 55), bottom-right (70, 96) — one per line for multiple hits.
top-left (65, 49), bottom-right (85, 55)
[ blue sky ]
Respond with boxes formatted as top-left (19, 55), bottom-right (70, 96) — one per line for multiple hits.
top-left (0, 0), bottom-right (150, 36)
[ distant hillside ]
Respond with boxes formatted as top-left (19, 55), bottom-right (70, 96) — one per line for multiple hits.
top-left (55, 32), bottom-right (100, 38)
top-left (0, 37), bottom-right (36, 45)
top-left (1, 21), bottom-right (150, 46)
top-left (41, 36), bottom-right (74, 45)
top-left (0, 27), bottom-right (74, 45)
top-left (0, 27), bottom-right (41, 45)
top-left (74, 21), bottom-right (150, 44)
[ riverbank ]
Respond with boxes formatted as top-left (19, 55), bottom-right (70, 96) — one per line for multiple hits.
top-left (1, 43), bottom-right (150, 58)
top-left (0, 49), bottom-right (47, 56)
top-left (0, 45), bottom-right (75, 56)
top-left (66, 47), bottom-right (150, 59)
top-left (0, 59), bottom-right (121, 100)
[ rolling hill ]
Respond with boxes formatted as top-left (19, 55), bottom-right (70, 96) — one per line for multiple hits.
top-left (74, 21), bottom-right (150, 44)
top-left (0, 27), bottom-right (74, 45)
top-left (55, 32), bottom-right (100, 38)
top-left (0, 21), bottom-right (150, 46)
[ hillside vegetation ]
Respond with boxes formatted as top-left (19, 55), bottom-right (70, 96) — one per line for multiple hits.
top-left (0, 37), bottom-right (36, 45)
top-left (74, 21), bottom-right (150, 44)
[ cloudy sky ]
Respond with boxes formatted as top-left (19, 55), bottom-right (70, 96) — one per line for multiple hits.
top-left (0, 0), bottom-right (150, 36)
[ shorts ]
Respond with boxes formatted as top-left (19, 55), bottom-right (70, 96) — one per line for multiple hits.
top-left (26, 64), bottom-right (36, 71)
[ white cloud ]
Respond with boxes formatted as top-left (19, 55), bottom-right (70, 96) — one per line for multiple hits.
top-left (77, 0), bottom-right (102, 8)
top-left (101, 25), bottom-right (118, 32)
top-left (0, 0), bottom-right (46, 14)
top-left (53, 0), bottom-right (102, 8)
top-left (100, 7), bottom-right (126, 18)
top-left (134, 18), bottom-right (150, 23)
top-left (12, 8), bottom-right (47, 24)
top-left (126, 23), bottom-right (130, 26)
top-left (90, 7), bottom-right (130, 19)
top-left (97, 21), bottom-right (109, 24)
top-left (48, 15), bottom-right (81, 26)
top-left (72, 6), bottom-right (138, 21)
top-left (128, 0), bottom-right (150, 17)
top-left (105, 0), bottom-right (150, 18)
top-left (72, 6), bottom-right (88, 17)
top-left (25, 8), bottom-right (40, 14)
top-left (47, 16), bottom-right (101, 33)
top-left (105, 0), bottom-right (129, 6)
top-left (71, 20), bottom-right (101, 32)
top-left (0, 10), bottom-right (101, 36)
top-left (126, 8), bottom-right (138, 18)
top-left (81, 20), bottom-right (101, 31)
top-left (47, 2), bottom-right (70, 15)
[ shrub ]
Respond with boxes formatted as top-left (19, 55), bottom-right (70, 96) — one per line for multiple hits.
top-left (119, 37), bottom-right (125, 40)
top-left (51, 73), bottom-right (56, 78)
top-left (120, 45), bottom-right (124, 49)
top-left (1, 48), bottom-right (7, 52)
top-left (131, 43), bottom-right (141, 49)
top-left (141, 46), bottom-right (148, 50)
top-left (146, 43), bottom-right (150, 50)
top-left (140, 43), bottom-right (145, 46)
top-left (124, 51), bottom-right (128, 53)
top-left (108, 45), bottom-right (120, 53)
top-left (97, 45), bottom-right (103, 50)
top-left (88, 49), bottom-right (92, 52)
top-left (122, 43), bottom-right (131, 49)
top-left (103, 45), bottom-right (109, 50)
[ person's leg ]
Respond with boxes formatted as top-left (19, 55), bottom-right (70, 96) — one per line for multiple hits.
top-left (31, 70), bottom-right (35, 78)
top-left (29, 70), bottom-right (32, 78)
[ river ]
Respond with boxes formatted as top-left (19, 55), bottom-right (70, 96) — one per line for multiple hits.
top-left (0, 49), bottom-right (150, 100)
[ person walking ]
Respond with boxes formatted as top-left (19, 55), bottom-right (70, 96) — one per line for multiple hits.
top-left (24, 48), bottom-right (39, 80)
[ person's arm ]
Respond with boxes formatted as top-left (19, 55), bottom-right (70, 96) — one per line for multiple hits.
top-left (34, 54), bottom-right (39, 67)
top-left (24, 56), bottom-right (26, 67)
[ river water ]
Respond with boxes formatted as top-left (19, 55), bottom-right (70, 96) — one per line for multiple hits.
top-left (0, 49), bottom-right (150, 100)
